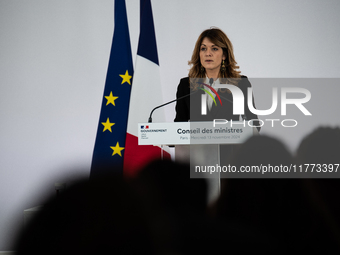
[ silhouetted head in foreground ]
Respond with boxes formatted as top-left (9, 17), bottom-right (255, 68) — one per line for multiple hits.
top-left (295, 126), bottom-right (340, 251)
top-left (134, 159), bottom-right (209, 254)
top-left (296, 126), bottom-right (340, 164)
top-left (215, 135), bottom-right (333, 252)
top-left (13, 175), bottom-right (155, 255)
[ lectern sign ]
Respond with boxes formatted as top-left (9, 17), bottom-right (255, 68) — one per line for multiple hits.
top-left (138, 121), bottom-right (255, 145)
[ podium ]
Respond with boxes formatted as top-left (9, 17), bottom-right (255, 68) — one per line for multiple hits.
top-left (138, 121), bottom-right (257, 203)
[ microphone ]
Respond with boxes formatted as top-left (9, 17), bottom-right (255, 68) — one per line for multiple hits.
top-left (207, 78), bottom-right (214, 111)
top-left (209, 78), bottom-right (214, 86)
top-left (148, 90), bottom-right (198, 123)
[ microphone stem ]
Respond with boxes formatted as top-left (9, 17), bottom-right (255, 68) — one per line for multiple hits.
top-left (148, 99), bottom-right (177, 123)
top-left (148, 92), bottom-right (197, 123)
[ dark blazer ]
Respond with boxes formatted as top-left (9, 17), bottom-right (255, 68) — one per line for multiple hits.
top-left (174, 76), bottom-right (260, 130)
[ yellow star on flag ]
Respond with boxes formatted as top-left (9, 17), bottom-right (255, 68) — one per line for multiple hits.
top-left (119, 70), bottom-right (132, 85)
top-left (101, 118), bottom-right (115, 132)
top-left (105, 92), bottom-right (118, 106)
top-left (110, 142), bottom-right (124, 157)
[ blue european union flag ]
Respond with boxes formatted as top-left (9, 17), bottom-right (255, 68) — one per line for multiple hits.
top-left (90, 0), bottom-right (133, 177)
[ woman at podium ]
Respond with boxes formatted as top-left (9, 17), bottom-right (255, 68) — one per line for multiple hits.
top-left (174, 27), bottom-right (260, 130)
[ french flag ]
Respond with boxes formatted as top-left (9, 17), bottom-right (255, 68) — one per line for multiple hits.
top-left (124, 0), bottom-right (170, 176)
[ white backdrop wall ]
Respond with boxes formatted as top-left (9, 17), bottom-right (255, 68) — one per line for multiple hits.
top-left (1, 0), bottom-right (340, 250)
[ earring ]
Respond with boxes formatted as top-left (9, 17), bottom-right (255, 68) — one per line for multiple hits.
top-left (221, 60), bottom-right (226, 73)
top-left (200, 65), bottom-right (205, 73)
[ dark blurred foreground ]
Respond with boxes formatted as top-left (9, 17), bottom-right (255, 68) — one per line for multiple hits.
top-left (12, 127), bottom-right (340, 254)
